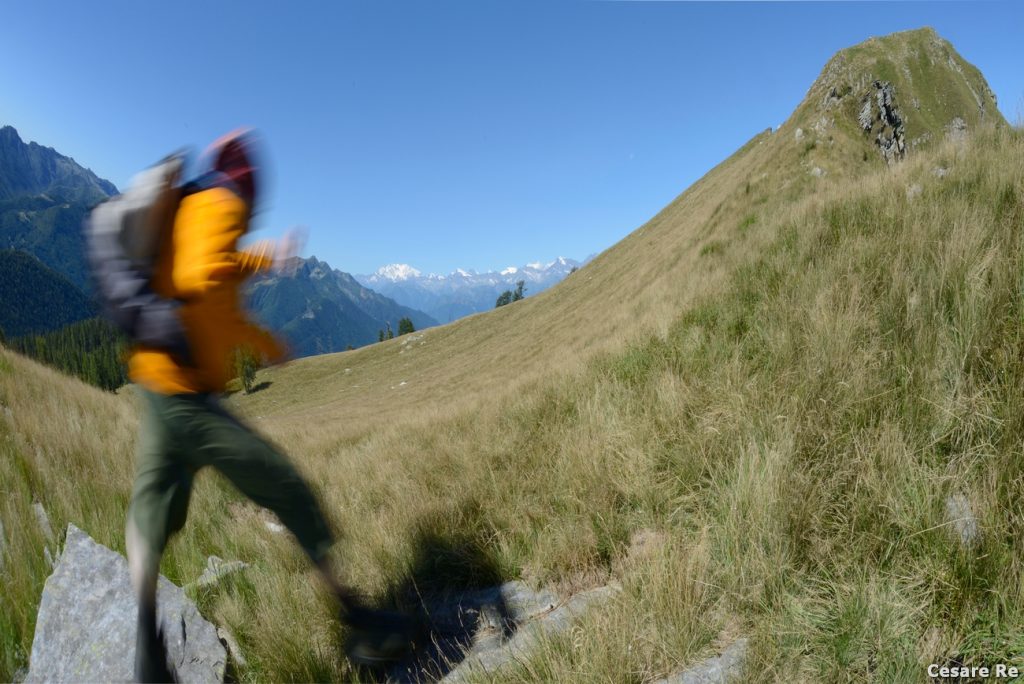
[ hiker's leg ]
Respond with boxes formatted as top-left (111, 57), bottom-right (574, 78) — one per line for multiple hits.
top-left (186, 400), bottom-right (417, 663)
top-left (186, 399), bottom-right (341, 588)
top-left (127, 391), bottom-right (193, 682)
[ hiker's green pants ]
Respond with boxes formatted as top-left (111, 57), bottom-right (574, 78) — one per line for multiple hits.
top-left (127, 389), bottom-right (334, 563)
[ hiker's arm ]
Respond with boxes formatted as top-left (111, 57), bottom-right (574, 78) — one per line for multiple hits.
top-left (236, 229), bottom-right (304, 275)
top-left (172, 188), bottom-right (250, 297)
top-left (235, 240), bottom-right (275, 274)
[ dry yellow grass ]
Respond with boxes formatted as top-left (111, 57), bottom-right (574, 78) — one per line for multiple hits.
top-left (3, 28), bottom-right (1022, 682)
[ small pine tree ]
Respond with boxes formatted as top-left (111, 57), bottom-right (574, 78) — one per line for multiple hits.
top-left (512, 280), bottom-right (526, 302)
top-left (386, 322), bottom-right (394, 340)
top-left (398, 317), bottom-right (415, 336)
top-left (379, 330), bottom-right (385, 342)
top-left (495, 290), bottom-right (512, 308)
top-left (233, 347), bottom-right (259, 394)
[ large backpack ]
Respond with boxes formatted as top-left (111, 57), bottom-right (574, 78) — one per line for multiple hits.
top-left (85, 152), bottom-right (194, 362)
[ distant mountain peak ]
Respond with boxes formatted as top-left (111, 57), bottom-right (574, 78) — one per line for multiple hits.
top-left (374, 263), bottom-right (422, 281)
top-left (0, 123), bottom-right (118, 203)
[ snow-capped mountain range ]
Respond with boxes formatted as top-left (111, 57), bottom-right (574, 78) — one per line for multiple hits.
top-left (357, 256), bottom-right (590, 323)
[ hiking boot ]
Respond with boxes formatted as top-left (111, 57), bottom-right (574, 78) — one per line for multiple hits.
top-left (342, 605), bottom-right (417, 667)
top-left (135, 623), bottom-right (177, 683)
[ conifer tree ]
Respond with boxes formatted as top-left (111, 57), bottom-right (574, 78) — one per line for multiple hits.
top-left (512, 280), bottom-right (526, 302)
top-left (233, 347), bottom-right (259, 394)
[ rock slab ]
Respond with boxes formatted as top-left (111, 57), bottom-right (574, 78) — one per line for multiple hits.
top-left (382, 580), bottom-right (620, 683)
top-left (26, 524), bottom-right (225, 683)
top-left (440, 583), bottom-right (619, 683)
top-left (655, 638), bottom-right (749, 684)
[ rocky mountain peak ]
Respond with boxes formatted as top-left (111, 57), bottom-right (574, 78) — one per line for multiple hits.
top-left (0, 124), bottom-right (117, 203)
top-left (791, 27), bottom-right (1004, 165)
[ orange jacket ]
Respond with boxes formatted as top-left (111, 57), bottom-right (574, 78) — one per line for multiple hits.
top-left (128, 186), bottom-right (284, 394)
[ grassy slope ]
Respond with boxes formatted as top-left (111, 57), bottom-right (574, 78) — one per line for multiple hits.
top-left (2, 27), bottom-right (1022, 682)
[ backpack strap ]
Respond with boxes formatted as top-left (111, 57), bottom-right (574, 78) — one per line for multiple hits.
top-left (182, 170), bottom-right (244, 201)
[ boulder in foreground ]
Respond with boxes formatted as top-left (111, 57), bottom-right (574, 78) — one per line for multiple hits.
top-left (27, 524), bottom-right (225, 683)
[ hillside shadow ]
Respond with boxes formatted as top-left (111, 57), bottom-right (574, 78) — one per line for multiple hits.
top-left (363, 523), bottom-right (516, 683)
top-left (223, 380), bottom-right (273, 398)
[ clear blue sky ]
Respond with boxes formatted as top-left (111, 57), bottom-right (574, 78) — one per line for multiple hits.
top-left (1, 1), bottom-right (1021, 276)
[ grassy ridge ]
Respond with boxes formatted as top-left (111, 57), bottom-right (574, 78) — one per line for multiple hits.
top-left (2, 126), bottom-right (1021, 682)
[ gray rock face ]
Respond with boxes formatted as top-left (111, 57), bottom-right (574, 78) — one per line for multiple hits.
top-left (32, 503), bottom-right (54, 545)
top-left (654, 638), bottom-right (749, 684)
top-left (858, 99), bottom-right (874, 132)
top-left (859, 81), bottom-right (906, 164)
top-left (946, 117), bottom-right (968, 143)
top-left (27, 524), bottom-right (226, 683)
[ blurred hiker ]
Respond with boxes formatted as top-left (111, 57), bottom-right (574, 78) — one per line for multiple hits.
top-left (90, 130), bottom-right (413, 682)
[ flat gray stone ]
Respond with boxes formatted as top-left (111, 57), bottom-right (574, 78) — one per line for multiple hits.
top-left (437, 584), bottom-right (619, 683)
top-left (189, 555), bottom-right (250, 590)
top-left (655, 638), bottom-right (749, 684)
top-left (381, 581), bottom-right (619, 683)
top-left (27, 524), bottom-right (226, 683)
top-left (32, 503), bottom-right (54, 545)
top-left (424, 581), bottom-right (558, 633)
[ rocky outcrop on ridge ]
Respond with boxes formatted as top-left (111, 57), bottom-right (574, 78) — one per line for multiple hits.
top-left (788, 27), bottom-right (1005, 167)
top-left (859, 80), bottom-right (906, 164)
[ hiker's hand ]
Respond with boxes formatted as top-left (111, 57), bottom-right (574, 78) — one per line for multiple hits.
top-left (274, 226), bottom-right (308, 275)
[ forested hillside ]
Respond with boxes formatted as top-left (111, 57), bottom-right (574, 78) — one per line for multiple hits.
top-left (0, 125), bottom-right (116, 289)
top-left (0, 250), bottom-right (94, 338)
top-left (8, 318), bottom-right (127, 391)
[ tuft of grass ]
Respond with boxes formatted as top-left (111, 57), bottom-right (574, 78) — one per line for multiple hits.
top-left (738, 213), bottom-right (757, 235)
top-left (699, 240), bottom-right (725, 258)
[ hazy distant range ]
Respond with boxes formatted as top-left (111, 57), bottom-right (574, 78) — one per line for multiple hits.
top-left (357, 256), bottom-right (592, 323)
